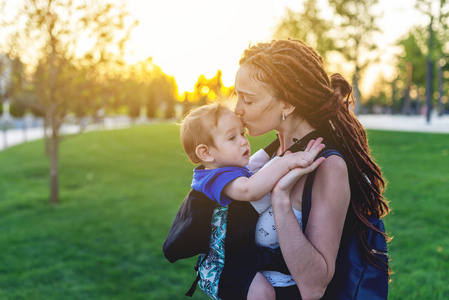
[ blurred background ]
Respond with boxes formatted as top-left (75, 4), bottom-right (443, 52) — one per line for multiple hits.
top-left (0, 0), bottom-right (448, 299)
top-left (1, 0), bottom-right (448, 134)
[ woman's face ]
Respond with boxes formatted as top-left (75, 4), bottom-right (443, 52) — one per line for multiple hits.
top-left (234, 65), bottom-right (284, 137)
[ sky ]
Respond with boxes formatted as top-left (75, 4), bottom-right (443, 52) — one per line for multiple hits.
top-left (125, 0), bottom-right (430, 96)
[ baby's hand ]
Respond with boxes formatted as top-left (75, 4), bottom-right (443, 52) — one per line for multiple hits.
top-left (285, 138), bottom-right (325, 170)
top-left (273, 155), bottom-right (326, 197)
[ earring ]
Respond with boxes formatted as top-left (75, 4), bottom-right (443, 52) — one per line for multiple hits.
top-left (282, 113), bottom-right (286, 120)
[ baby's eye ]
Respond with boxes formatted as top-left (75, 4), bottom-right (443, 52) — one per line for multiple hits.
top-left (244, 99), bottom-right (253, 105)
top-left (228, 136), bottom-right (235, 141)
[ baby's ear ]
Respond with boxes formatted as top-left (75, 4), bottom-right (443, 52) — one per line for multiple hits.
top-left (195, 144), bottom-right (214, 162)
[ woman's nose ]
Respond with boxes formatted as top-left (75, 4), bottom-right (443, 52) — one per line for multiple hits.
top-left (235, 99), bottom-right (244, 117)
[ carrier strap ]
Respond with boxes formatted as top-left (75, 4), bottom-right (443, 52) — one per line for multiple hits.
top-left (185, 273), bottom-right (201, 297)
top-left (185, 254), bottom-right (207, 297)
top-left (302, 149), bottom-right (344, 231)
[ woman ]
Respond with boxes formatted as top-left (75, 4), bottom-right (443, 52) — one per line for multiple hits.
top-left (234, 39), bottom-right (390, 299)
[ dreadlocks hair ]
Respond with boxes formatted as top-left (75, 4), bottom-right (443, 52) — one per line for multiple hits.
top-left (239, 38), bottom-right (391, 276)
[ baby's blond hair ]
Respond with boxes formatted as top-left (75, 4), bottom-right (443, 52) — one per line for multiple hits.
top-left (180, 102), bottom-right (233, 164)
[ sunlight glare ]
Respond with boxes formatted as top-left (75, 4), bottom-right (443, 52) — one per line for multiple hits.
top-left (125, 0), bottom-right (300, 94)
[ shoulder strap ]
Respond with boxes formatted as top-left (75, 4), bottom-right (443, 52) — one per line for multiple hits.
top-left (302, 149), bottom-right (345, 232)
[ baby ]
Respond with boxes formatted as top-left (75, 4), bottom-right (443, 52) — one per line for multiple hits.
top-left (180, 102), bottom-right (324, 300)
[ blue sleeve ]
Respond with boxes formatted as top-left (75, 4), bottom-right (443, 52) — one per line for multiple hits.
top-left (193, 168), bottom-right (251, 206)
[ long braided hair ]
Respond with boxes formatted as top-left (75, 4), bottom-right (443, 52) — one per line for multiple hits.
top-left (239, 39), bottom-right (391, 275)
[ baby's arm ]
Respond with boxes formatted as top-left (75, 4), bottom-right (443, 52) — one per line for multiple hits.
top-left (246, 149), bottom-right (271, 174)
top-left (223, 138), bottom-right (325, 202)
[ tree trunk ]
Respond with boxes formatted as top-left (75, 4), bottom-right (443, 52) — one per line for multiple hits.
top-left (49, 120), bottom-right (59, 204)
top-left (391, 79), bottom-right (396, 114)
top-left (425, 17), bottom-right (434, 124)
top-left (403, 62), bottom-right (413, 115)
top-left (352, 68), bottom-right (362, 115)
top-left (437, 58), bottom-right (444, 116)
top-left (425, 56), bottom-right (433, 123)
top-left (44, 115), bottom-right (53, 157)
top-left (22, 119), bottom-right (27, 142)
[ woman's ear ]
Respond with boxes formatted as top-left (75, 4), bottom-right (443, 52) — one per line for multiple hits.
top-left (195, 144), bottom-right (214, 163)
top-left (282, 101), bottom-right (296, 118)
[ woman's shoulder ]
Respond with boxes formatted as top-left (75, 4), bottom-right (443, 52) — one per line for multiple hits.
top-left (316, 153), bottom-right (348, 180)
top-left (310, 151), bottom-right (351, 209)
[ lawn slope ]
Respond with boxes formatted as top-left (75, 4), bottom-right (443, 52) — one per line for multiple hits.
top-left (0, 124), bottom-right (447, 299)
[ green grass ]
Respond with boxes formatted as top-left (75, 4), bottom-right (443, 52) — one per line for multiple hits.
top-left (0, 124), bottom-right (448, 299)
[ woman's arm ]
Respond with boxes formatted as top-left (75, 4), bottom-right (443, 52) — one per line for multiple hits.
top-left (272, 155), bottom-right (350, 300)
top-left (223, 139), bottom-right (325, 202)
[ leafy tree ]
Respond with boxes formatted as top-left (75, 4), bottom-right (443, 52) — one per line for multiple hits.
top-left (147, 73), bottom-right (178, 119)
top-left (9, 100), bottom-right (26, 118)
top-left (365, 74), bottom-right (393, 114)
top-left (7, 57), bottom-right (27, 118)
top-left (328, 0), bottom-right (382, 113)
top-left (396, 27), bottom-right (428, 114)
top-left (180, 70), bottom-right (234, 117)
top-left (164, 76), bottom-right (178, 119)
top-left (192, 70), bottom-right (231, 104)
top-left (1, 0), bottom-right (136, 204)
top-left (432, 0), bottom-right (448, 116)
top-left (274, 0), bottom-right (336, 63)
top-left (416, 0), bottom-right (449, 120)
top-left (121, 74), bottom-right (145, 122)
top-left (0, 55), bottom-right (9, 117)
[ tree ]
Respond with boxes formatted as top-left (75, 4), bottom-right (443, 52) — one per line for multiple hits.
top-left (365, 74), bottom-right (392, 114)
top-left (416, 0), bottom-right (449, 120)
top-left (7, 57), bottom-right (27, 119)
top-left (1, 0), bottom-right (136, 204)
top-left (433, 0), bottom-right (448, 116)
top-left (396, 27), bottom-right (428, 115)
top-left (327, 0), bottom-right (383, 113)
top-left (121, 74), bottom-right (145, 122)
top-left (192, 70), bottom-right (231, 104)
top-left (147, 73), bottom-right (178, 120)
top-left (0, 55), bottom-right (10, 117)
top-left (180, 70), bottom-right (234, 116)
top-left (274, 0), bottom-right (336, 63)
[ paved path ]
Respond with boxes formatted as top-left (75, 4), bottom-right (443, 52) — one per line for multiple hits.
top-left (0, 119), bottom-right (132, 151)
top-left (1, 114), bottom-right (448, 151)
top-left (358, 114), bottom-right (449, 134)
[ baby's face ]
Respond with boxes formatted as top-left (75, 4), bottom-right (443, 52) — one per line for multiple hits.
top-left (209, 111), bottom-right (251, 168)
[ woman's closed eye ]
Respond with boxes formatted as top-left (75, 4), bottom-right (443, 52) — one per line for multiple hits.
top-left (243, 98), bottom-right (253, 105)
top-left (238, 94), bottom-right (253, 105)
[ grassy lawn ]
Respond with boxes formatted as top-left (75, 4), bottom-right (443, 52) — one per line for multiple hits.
top-left (0, 123), bottom-right (448, 299)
